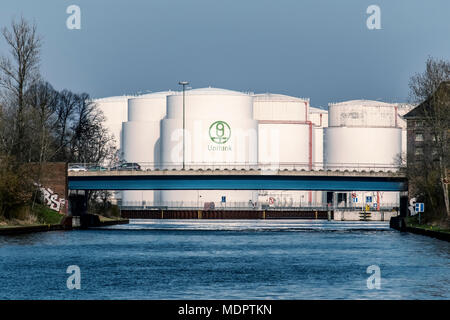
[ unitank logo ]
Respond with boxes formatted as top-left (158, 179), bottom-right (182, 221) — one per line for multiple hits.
top-left (209, 121), bottom-right (231, 144)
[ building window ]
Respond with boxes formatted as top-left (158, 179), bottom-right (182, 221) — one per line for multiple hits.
top-left (415, 147), bottom-right (423, 156)
top-left (415, 133), bottom-right (424, 142)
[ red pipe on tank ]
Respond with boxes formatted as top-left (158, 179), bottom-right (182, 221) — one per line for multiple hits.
top-left (305, 101), bottom-right (308, 122)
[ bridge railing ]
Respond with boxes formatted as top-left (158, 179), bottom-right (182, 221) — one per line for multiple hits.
top-left (118, 200), bottom-right (400, 212)
top-left (68, 162), bottom-right (404, 173)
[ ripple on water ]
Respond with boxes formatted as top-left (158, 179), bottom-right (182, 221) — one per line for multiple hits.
top-left (0, 220), bottom-right (448, 299)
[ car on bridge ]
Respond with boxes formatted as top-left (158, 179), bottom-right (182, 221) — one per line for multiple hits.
top-left (111, 163), bottom-right (142, 171)
top-left (68, 164), bottom-right (87, 172)
top-left (88, 165), bottom-right (108, 172)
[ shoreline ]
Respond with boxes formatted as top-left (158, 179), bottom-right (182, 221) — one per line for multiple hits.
top-left (390, 216), bottom-right (450, 242)
top-left (0, 217), bottom-right (129, 235)
top-left (403, 225), bottom-right (450, 242)
top-left (0, 224), bottom-right (66, 235)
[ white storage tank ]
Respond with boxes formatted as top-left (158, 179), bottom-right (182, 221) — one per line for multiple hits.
top-left (309, 106), bottom-right (328, 168)
top-left (94, 95), bottom-right (134, 154)
top-left (309, 106), bottom-right (328, 128)
top-left (161, 87), bottom-right (258, 167)
top-left (254, 93), bottom-right (311, 169)
top-left (324, 126), bottom-right (402, 170)
top-left (94, 95), bottom-right (135, 203)
top-left (309, 106), bottom-right (328, 205)
top-left (160, 87), bottom-right (258, 206)
top-left (324, 100), bottom-right (402, 171)
top-left (396, 104), bottom-right (415, 163)
top-left (324, 100), bottom-right (403, 208)
top-left (127, 92), bottom-right (174, 122)
top-left (121, 91), bottom-right (176, 205)
top-left (253, 93), bottom-right (322, 205)
top-left (122, 91), bottom-right (176, 166)
top-left (258, 123), bottom-right (312, 169)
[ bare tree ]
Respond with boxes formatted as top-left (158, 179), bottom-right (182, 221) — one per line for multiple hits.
top-left (51, 89), bottom-right (79, 161)
top-left (409, 57), bottom-right (450, 102)
top-left (0, 17), bottom-right (117, 219)
top-left (0, 17), bottom-right (41, 162)
top-left (69, 95), bottom-right (116, 164)
top-left (25, 81), bottom-right (58, 163)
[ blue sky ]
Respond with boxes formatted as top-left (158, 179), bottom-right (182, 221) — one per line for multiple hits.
top-left (0, 0), bottom-right (449, 107)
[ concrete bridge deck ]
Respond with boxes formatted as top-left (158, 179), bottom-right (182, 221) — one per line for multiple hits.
top-left (68, 169), bottom-right (406, 178)
top-left (68, 169), bottom-right (407, 191)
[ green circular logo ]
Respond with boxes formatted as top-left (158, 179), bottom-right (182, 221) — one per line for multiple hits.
top-left (209, 121), bottom-right (231, 144)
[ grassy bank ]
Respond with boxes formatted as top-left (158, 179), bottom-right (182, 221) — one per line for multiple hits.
top-left (98, 215), bottom-right (126, 222)
top-left (405, 216), bottom-right (450, 234)
top-left (0, 204), bottom-right (63, 228)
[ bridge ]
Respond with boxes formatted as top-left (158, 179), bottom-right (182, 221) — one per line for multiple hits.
top-left (66, 165), bottom-right (408, 220)
top-left (68, 169), bottom-right (407, 191)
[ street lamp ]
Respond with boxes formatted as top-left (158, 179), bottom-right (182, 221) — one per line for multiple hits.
top-left (178, 81), bottom-right (189, 170)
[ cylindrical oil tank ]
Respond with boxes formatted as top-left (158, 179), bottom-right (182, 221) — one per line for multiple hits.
top-left (122, 122), bottom-right (161, 165)
top-left (325, 100), bottom-right (402, 171)
top-left (396, 104), bottom-right (415, 161)
top-left (258, 123), bottom-right (312, 168)
top-left (325, 100), bottom-right (403, 208)
top-left (160, 87), bottom-right (258, 206)
top-left (93, 95), bottom-right (134, 203)
top-left (128, 91), bottom-right (175, 122)
top-left (254, 93), bottom-right (312, 167)
top-left (308, 106), bottom-right (328, 128)
top-left (253, 93), bottom-right (320, 204)
top-left (94, 95), bottom-right (133, 152)
top-left (123, 91), bottom-right (174, 166)
top-left (324, 127), bottom-right (401, 170)
top-left (161, 88), bottom-right (258, 168)
top-left (122, 91), bottom-right (175, 204)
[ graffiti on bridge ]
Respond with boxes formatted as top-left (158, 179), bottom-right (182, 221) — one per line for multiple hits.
top-left (36, 184), bottom-right (66, 213)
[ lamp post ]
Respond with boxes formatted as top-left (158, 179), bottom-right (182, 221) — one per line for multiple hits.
top-left (178, 81), bottom-right (189, 170)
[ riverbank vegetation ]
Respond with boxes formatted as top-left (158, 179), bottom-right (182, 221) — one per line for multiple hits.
top-left (0, 17), bottom-right (117, 225)
top-left (406, 216), bottom-right (450, 234)
top-left (89, 192), bottom-right (121, 219)
top-left (0, 203), bottom-right (63, 227)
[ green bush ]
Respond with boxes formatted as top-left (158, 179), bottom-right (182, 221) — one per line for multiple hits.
top-left (32, 204), bottom-right (63, 225)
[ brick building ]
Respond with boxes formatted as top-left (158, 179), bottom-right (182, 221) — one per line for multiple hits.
top-left (404, 81), bottom-right (450, 165)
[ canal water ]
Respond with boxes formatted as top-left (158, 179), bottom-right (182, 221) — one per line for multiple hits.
top-left (0, 220), bottom-right (449, 299)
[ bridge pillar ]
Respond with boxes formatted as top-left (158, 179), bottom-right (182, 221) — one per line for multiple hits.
top-left (333, 192), bottom-right (337, 210)
top-left (399, 194), bottom-right (408, 217)
top-left (68, 190), bottom-right (88, 216)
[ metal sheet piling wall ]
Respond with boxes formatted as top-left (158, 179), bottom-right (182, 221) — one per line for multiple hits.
top-left (121, 210), bottom-right (329, 219)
